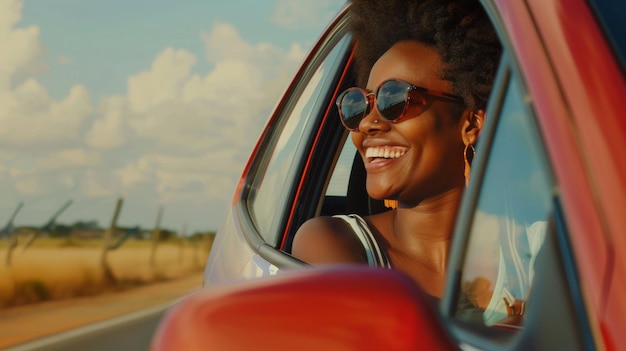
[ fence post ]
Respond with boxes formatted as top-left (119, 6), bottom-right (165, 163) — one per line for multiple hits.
top-left (4, 202), bottom-right (23, 267)
top-left (23, 200), bottom-right (72, 251)
top-left (101, 198), bottom-right (123, 284)
top-left (150, 206), bottom-right (163, 267)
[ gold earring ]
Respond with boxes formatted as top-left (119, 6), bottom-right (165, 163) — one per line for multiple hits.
top-left (464, 143), bottom-right (475, 187)
top-left (384, 199), bottom-right (398, 209)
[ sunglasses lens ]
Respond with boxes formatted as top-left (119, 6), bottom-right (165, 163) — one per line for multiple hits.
top-left (339, 89), bottom-right (368, 130)
top-left (377, 80), bottom-right (411, 121)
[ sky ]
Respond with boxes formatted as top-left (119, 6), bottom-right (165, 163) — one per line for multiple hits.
top-left (0, 0), bottom-right (346, 234)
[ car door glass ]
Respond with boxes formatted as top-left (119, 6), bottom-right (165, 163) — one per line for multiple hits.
top-left (326, 137), bottom-right (356, 197)
top-left (455, 73), bottom-right (552, 331)
top-left (248, 34), bottom-right (352, 244)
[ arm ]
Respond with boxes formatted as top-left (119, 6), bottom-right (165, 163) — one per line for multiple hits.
top-left (291, 216), bottom-right (368, 265)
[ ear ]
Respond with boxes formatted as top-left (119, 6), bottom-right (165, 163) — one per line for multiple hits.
top-left (461, 109), bottom-right (485, 146)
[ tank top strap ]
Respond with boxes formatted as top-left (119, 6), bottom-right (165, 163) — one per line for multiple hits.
top-left (333, 214), bottom-right (392, 268)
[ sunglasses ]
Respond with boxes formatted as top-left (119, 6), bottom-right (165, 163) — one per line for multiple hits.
top-left (336, 79), bottom-right (465, 131)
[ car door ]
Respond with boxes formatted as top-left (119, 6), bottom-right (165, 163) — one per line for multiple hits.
top-left (437, 0), bottom-right (619, 348)
top-left (440, 59), bottom-right (593, 350)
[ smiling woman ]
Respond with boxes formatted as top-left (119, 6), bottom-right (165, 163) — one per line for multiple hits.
top-left (291, 0), bottom-right (501, 299)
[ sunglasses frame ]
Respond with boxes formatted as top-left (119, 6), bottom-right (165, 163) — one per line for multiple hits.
top-left (336, 79), bottom-right (465, 131)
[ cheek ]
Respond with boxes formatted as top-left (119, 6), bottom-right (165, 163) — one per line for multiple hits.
top-left (395, 118), bottom-right (436, 144)
top-left (351, 132), bottom-right (365, 154)
top-left (398, 119), bottom-right (463, 163)
top-left (424, 112), bottom-right (466, 148)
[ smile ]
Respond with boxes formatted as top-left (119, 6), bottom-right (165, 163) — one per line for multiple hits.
top-left (365, 146), bottom-right (408, 163)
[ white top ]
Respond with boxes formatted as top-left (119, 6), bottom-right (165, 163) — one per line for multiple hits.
top-left (483, 220), bottom-right (547, 325)
top-left (333, 214), bottom-right (392, 268)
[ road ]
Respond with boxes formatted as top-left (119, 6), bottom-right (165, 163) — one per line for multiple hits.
top-left (0, 273), bottom-right (203, 350)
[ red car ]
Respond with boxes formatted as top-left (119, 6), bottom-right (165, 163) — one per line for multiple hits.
top-left (152, 0), bottom-right (626, 349)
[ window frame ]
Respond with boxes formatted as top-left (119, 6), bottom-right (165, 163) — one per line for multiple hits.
top-left (280, 38), bottom-right (357, 251)
top-left (440, 51), bottom-right (594, 350)
top-left (233, 5), bottom-right (354, 267)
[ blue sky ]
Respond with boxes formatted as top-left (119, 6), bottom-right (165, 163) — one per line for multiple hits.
top-left (0, 0), bottom-right (346, 233)
top-left (21, 0), bottom-right (343, 100)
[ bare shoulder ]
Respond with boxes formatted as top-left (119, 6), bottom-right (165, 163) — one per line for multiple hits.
top-left (291, 216), bottom-right (367, 265)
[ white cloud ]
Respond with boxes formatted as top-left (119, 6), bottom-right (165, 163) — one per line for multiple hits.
top-left (287, 43), bottom-right (306, 62)
top-left (271, 0), bottom-right (345, 29)
top-left (14, 177), bottom-right (43, 196)
top-left (0, 80), bottom-right (93, 147)
top-left (107, 21), bottom-right (306, 207)
top-left (115, 158), bottom-right (154, 188)
top-left (119, 23), bottom-right (303, 157)
top-left (0, 0), bottom-right (44, 92)
top-left (10, 168), bottom-right (78, 197)
top-left (183, 59), bottom-right (263, 103)
top-left (0, 5), bottom-right (313, 230)
top-left (85, 96), bottom-right (130, 150)
top-left (202, 22), bottom-right (254, 64)
top-left (203, 21), bottom-right (305, 68)
top-left (127, 48), bottom-right (197, 114)
top-left (115, 151), bottom-right (242, 205)
top-left (36, 149), bottom-right (102, 171)
top-left (0, 7), bottom-right (104, 224)
top-left (81, 171), bottom-right (115, 197)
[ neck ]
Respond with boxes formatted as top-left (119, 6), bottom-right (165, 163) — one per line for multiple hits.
top-left (396, 187), bottom-right (463, 237)
top-left (390, 187), bottom-right (464, 271)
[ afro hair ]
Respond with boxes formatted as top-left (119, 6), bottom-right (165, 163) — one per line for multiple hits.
top-left (349, 0), bottom-right (502, 111)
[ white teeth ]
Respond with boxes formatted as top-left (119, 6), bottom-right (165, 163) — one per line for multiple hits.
top-left (365, 146), bottom-right (407, 159)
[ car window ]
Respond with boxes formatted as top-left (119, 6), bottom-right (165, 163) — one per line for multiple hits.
top-left (326, 137), bottom-right (356, 197)
top-left (453, 72), bottom-right (552, 331)
top-left (247, 33), bottom-right (352, 244)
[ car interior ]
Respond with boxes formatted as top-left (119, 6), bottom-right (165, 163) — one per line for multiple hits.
top-left (320, 151), bottom-right (389, 218)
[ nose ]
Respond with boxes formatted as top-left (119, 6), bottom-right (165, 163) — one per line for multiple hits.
top-left (358, 95), bottom-right (388, 134)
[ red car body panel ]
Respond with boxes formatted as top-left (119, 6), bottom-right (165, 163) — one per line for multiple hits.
top-left (498, 0), bottom-right (626, 348)
top-left (497, 0), bottom-right (607, 313)
top-left (152, 267), bottom-right (457, 351)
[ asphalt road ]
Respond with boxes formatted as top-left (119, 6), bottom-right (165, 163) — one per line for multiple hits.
top-left (4, 304), bottom-right (168, 351)
top-left (0, 273), bottom-right (202, 351)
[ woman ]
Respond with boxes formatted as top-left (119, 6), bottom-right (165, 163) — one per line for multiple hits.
top-left (292, 0), bottom-right (501, 298)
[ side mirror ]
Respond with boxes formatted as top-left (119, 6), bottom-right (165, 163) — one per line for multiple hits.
top-left (151, 266), bottom-right (458, 351)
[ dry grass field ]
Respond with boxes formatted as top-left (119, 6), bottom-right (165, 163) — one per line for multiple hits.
top-left (0, 236), bottom-right (212, 308)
